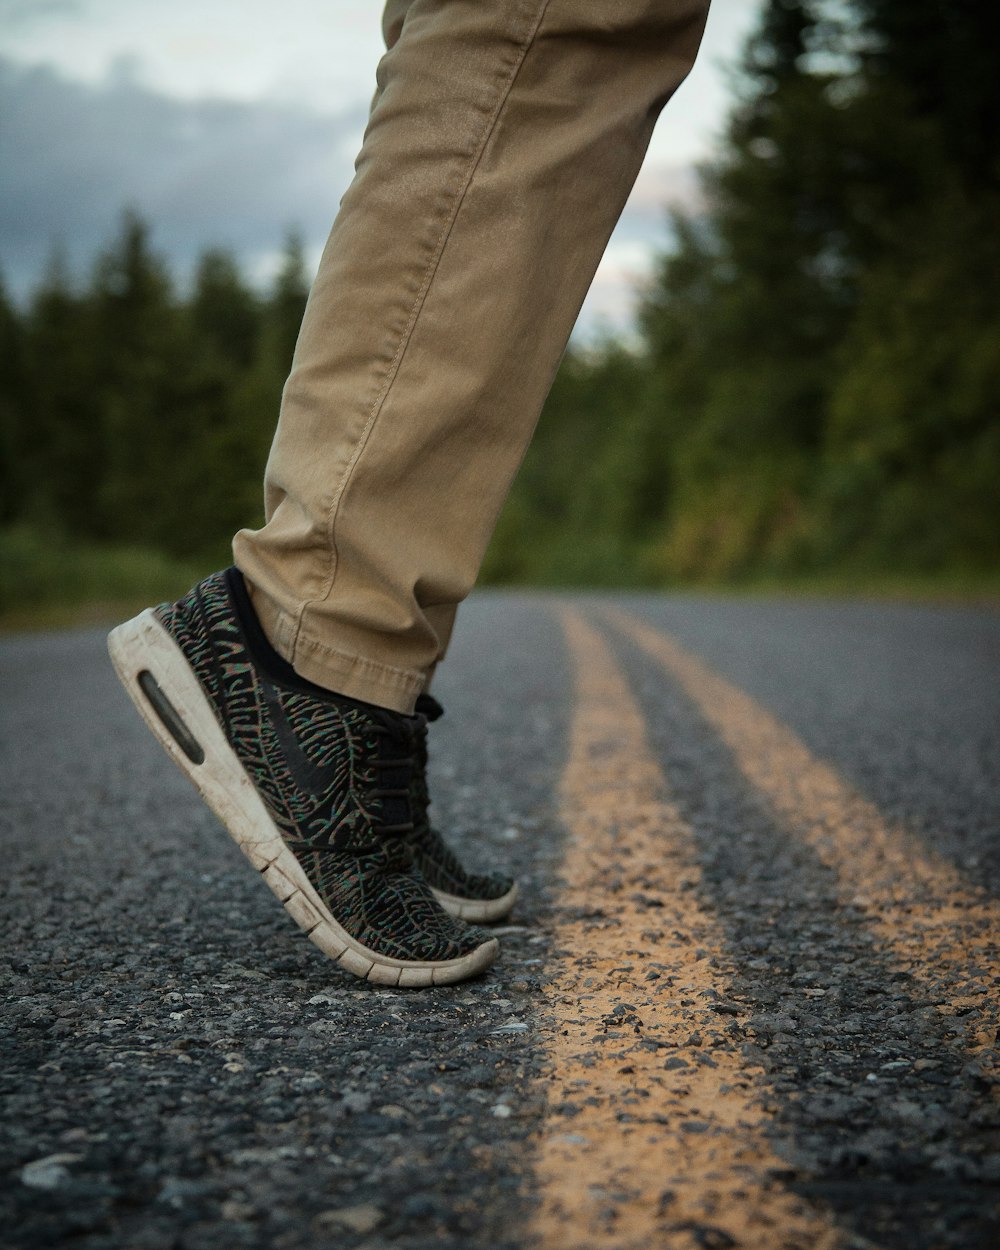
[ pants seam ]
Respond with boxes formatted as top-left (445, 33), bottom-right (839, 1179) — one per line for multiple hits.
top-left (297, 0), bottom-right (552, 657)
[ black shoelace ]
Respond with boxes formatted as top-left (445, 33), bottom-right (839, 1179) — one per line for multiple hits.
top-left (366, 722), bottom-right (418, 841)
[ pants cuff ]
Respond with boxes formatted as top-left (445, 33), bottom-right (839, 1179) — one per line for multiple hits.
top-left (250, 590), bottom-right (427, 715)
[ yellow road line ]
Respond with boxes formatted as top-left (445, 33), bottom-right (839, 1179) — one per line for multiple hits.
top-left (610, 608), bottom-right (1000, 1061)
top-left (529, 609), bottom-right (844, 1250)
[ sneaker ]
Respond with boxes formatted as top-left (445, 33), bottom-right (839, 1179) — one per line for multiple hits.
top-left (107, 568), bottom-right (498, 986)
top-left (411, 694), bottom-right (518, 923)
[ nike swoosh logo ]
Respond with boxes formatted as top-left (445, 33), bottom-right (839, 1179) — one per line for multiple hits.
top-left (259, 675), bottom-right (343, 797)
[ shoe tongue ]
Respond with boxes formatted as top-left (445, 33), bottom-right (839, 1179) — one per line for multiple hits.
top-left (415, 693), bottom-right (444, 722)
top-left (367, 705), bottom-right (419, 752)
top-left (369, 705), bottom-right (403, 732)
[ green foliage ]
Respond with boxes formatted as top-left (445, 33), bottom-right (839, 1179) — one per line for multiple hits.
top-left (0, 275), bottom-right (30, 525)
top-left (484, 0), bottom-right (999, 587)
top-left (482, 345), bottom-right (653, 585)
top-left (0, 523), bottom-right (205, 622)
top-left (0, 213), bottom-right (307, 588)
top-left (855, 0), bottom-right (1000, 185)
top-left (2, 1), bottom-right (997, 609)
top-left (816, 188), bottom-right (1000, 573)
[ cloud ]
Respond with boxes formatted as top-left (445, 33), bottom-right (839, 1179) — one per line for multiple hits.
top-left (0, 53), bottom-right (704, 335)
top-left (0, 55), bottom-right (367, 298)
top-left (0, 0), bottom-right (81, 29)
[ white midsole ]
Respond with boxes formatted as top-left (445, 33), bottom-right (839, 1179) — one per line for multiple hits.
top-left (433, 882), bottom-right (519, 923)
top-left (107, 609), bottom-right (497, 987)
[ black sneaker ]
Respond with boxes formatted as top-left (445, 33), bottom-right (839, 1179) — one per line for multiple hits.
top-left (107, 568), bottom-right (498, 986)
top-left (411, 694), bottom-right (518, 923)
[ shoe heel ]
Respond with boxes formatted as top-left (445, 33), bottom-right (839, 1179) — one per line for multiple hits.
top-left (108, 609), bottom-right (285, 860)
top-left (135, 668), bottom-right (206, 765)
top-left (108, 610), bottom-right (207, 773)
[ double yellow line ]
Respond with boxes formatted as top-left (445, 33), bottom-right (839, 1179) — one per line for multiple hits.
top-left (527, 607), bottom-right (999, 1250)
top-left (611, 607), bottom-right (1000, 1061)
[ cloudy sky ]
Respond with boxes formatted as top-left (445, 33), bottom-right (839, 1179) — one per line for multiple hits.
top-left (1, 0), bottom-right (762, 335)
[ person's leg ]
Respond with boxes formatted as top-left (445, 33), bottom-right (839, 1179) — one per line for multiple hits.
top-left (235, 0), bottom-right (711, 714)
top-left (109, 0), bottom-right (711, 984)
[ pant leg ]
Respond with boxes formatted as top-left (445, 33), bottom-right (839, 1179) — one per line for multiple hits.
top-left (234, 0), bottom-right (711, 713)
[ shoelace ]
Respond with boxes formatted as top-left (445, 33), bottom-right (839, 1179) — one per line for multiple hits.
top-left (366, 722), bottom-right (418, 840)
top-left (409, 721), bottom-right (431, 822)
top-left (410, 694), bottom-right (445, 824)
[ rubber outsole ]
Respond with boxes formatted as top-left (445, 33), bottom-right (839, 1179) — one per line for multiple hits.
top-left (107, 609), bottom-right (499, 987)
top-left (432, 882), bottom-right (519, 923)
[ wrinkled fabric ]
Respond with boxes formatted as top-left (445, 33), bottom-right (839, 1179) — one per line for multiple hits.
top-left (234, 0), bottom-right (711, 712)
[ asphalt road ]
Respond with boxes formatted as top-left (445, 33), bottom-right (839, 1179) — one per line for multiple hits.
top-left (2, 591), bottom-right (999, 1250)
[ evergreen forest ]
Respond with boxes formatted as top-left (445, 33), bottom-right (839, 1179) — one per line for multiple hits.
top-left (2, 0), bottom-right (998, 618)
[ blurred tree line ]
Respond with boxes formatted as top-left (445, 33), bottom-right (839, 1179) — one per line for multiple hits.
top-left (0, 220), bottom-right (308, 565)
top-left (1, 0), bottom-right (997, 596)
top-left (485, 0), bottom-right (1000, 584)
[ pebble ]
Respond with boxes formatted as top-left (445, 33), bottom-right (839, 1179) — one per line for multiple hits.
top-left (220, 1200), bottom-right (257, 1221)
top-left (20, 1154), bottom-right (80, 1190)
top-left (313, 1203), bottom-right (383, 1235)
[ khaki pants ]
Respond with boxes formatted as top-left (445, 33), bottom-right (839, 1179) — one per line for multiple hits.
top-left (234, 0), bottom-right (710, 713)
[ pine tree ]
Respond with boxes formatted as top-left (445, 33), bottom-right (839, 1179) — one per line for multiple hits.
top-left (190, 249), bottom-right (261, 370)
top-left (265, 230), bottom-right (310, 370)
top-left (88, 211), bottom-right (186, 545)
top-left (0, 272), bottom-right (30, 525)
top-left (856, 0), bottom-right (1000, 185)
top-left (627, 0), bottom-right (999, 582)
top-left (28, 251), bottom-right (103, 534)
top-left (225, 230), bottom-right (312, 534)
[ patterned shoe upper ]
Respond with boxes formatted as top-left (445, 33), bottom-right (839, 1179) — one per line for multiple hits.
top-left (411, 694), bottom-right (515, 902)
top-left (157, 569), bottom-right (486, 962)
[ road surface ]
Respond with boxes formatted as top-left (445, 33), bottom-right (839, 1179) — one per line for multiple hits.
top-left (2, 591), bottom-right (999, 1250)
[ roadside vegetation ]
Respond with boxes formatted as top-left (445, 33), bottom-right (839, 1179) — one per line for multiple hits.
top-left (2, 0), bottom-right (997, 626)
top-left (484, 0), bottom-right (1000, 588)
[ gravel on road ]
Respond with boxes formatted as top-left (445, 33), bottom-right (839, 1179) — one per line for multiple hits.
top-left (2, 592), bottom-right (998, 1250)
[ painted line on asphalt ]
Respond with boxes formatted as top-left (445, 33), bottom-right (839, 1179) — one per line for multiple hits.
top-left (528, 609), bottom-right (843, 1250)
top-left (611, 608), bottom-right (1000, 1065)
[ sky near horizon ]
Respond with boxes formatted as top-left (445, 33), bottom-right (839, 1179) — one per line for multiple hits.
top-left (1, 0), bottom-right (762, 335)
